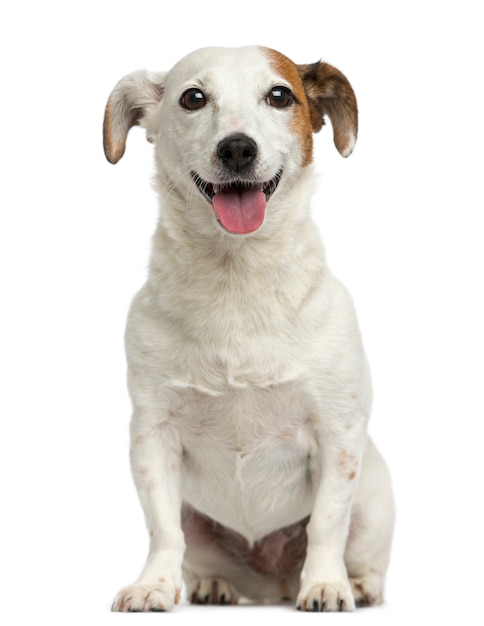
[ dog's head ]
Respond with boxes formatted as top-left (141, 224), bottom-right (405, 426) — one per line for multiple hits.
top-left (103, 46), bottom-right (357, 237)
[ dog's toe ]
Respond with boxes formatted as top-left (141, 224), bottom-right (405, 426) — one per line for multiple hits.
top-left (296, 582), bottom-right (355, 612)
top-left (349, 573), bottom-right (384, 607)
top-left (112, 582), bottom-right (180, 612)
top-left (191, 578), bottom-right (239, 605)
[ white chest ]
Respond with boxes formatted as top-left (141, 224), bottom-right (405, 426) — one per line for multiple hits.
top-left (172, 382), bottom-right (320, 542)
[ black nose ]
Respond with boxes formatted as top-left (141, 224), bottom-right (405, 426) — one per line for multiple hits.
top-left (217, 134), bottom-right (257, 172)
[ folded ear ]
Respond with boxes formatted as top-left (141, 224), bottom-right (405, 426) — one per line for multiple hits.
top-left (103, 70), bottom-right (166, 164)
top-left (297, 61), bottom-right (358, 157)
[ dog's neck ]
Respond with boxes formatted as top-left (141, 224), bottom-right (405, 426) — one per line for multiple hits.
top-left (146, 221), bottom-right (324, 342)
top-left (142, 166), bottom-right (328, 341)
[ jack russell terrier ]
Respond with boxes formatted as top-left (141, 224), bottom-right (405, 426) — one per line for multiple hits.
top-left (103, 45), bottom-right (395, 612)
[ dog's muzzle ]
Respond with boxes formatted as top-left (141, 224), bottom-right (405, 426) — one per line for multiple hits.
top-left (191, 134), bottom-right (282, 235)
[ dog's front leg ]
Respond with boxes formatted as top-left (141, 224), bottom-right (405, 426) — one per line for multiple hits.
top-left (297, 415), bottom-right (367, 612)
top-left (112, 413), bottom-right (185, 612)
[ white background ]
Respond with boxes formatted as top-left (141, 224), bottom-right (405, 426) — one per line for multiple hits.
top-left (1, 1), bottom-right (483, 624)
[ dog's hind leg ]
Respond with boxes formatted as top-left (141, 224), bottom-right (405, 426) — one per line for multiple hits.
top-left (344, 438), bottom-right (395, 606)
top-left (182, 505), bottom-right (309, 604)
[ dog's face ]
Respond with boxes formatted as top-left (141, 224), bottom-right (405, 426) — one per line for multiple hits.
top-left (104, 46), bottom-right (357, 236)
top-left (156, 47), bottom-right (314, 236)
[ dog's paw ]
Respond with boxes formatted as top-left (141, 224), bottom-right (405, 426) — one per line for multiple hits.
top-left (190, 578), bottom-right (239, 605)
top-left (111, 582), bottom-right (181, 612)
top-left (350, 574), bottom-right (384, 607)
top-left (296, 582), bottom-right (355, 612)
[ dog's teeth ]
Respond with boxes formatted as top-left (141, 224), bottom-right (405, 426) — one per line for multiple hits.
top-left (192, 171), bottom-right (282, 205)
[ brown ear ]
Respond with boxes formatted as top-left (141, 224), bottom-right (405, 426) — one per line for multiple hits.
top-left (297, 61), bottom-right (358, 157)
top-left (103, 70), bottom-right (166, 164)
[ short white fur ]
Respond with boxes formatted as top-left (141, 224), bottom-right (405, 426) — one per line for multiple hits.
top-left (104, 45), bottom-right (394, 613)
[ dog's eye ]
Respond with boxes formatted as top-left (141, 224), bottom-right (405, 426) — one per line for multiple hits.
top-left (180, 88), bottom-right (207, 111)
top-left (266, 86), bottom-right (294, 108)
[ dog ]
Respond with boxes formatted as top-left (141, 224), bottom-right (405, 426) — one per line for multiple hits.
top-left (103, 45), bottom-right (395, 612)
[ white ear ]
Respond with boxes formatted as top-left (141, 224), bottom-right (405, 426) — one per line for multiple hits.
top-left (103, 69), bottom-right (166, 164)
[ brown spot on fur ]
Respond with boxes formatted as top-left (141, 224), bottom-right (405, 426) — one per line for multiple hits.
top-left (263, 48), bottom-right (314, 167)
top-left (279, 428), bottom-right (294, 440)
top-left (339, 449), bottom-right (358, 480)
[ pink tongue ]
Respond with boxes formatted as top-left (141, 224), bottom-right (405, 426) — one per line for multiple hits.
top-left (213, 189), bottom-right (266, 234)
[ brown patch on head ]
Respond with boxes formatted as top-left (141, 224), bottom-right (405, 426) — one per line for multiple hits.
top-left (263, 48), bottom-right (314, 167)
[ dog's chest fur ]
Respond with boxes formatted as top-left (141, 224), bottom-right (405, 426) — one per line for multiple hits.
top-left (177, 383), bottom-right (320, 541)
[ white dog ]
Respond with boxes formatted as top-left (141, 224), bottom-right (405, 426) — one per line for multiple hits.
top-left (103, 45), bottom-right (394, 612)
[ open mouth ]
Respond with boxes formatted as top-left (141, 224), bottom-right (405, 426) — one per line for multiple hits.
top-left (191, 170), bottom-right (282, 235)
